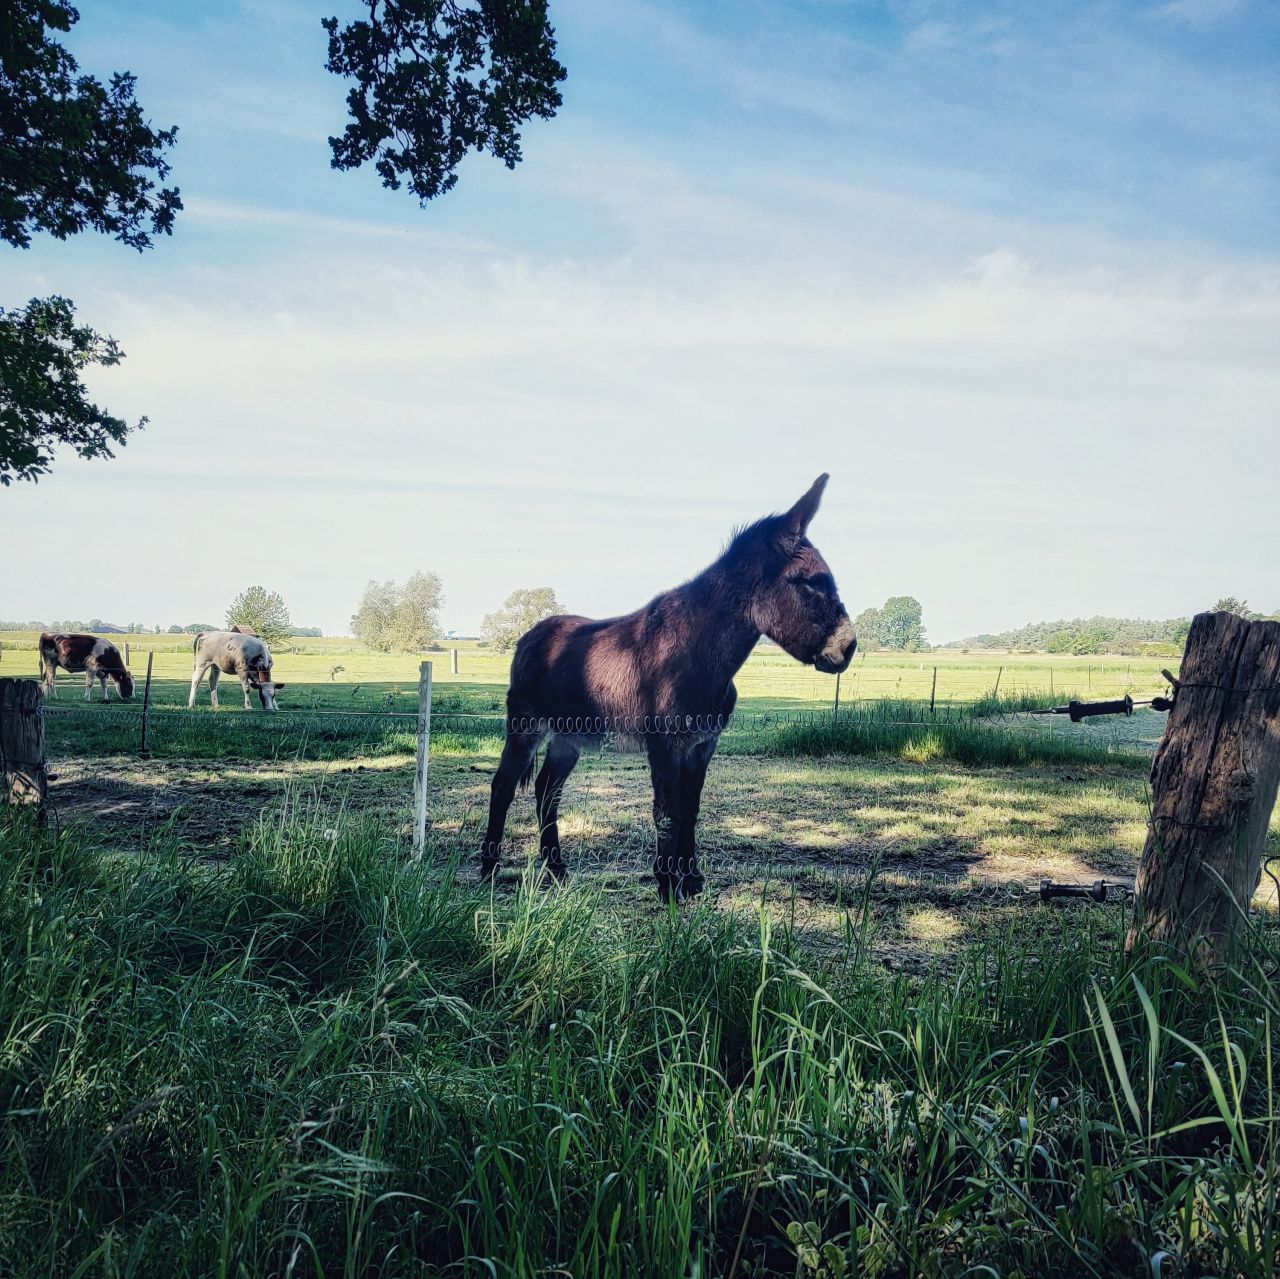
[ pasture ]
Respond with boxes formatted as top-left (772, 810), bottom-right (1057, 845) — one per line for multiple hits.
top-left (3, 637), bottom-right (1278, 1276)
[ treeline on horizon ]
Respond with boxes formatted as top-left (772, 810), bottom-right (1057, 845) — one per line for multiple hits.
top-left (946, 605), bottom-right (1280, 656)
top-left (0, 620), bottom-right (324, 637)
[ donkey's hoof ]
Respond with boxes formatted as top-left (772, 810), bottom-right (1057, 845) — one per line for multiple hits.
top-left (655, 872), bottom-right (705, 903)
top-left (538, 859), bottom-right (568, 886)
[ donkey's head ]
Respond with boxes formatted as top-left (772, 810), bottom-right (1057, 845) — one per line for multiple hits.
top-left (737, 475), bottom-right (857, 674)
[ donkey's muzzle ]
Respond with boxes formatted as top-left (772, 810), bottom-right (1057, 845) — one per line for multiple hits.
top-left (815, 620), bottom-right (857, 674)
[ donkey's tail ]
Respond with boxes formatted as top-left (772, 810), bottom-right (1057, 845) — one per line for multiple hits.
top-left (517, 753), bottom-right (538, 792)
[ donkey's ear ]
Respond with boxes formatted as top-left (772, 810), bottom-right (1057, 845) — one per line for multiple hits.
top-left (782, 474), bottom-right (829, 544)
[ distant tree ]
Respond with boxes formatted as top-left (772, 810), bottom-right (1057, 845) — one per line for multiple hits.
top-left (387, 571), bottom-right (445, 652)
top-left (481, 586), bottom-right (566, 652)
top-left (1211, 597), bottom-right (1250, 617)
top-left (877, 596), bottom-right (926, 651)
top-left (352, 573), bottom-right (443, 652)
top-left (1, 0), bottom-right (179, 484)
top-left (323, 1), bottom-right (566, 205)
top-left (853, 607), bottom-right (882, 650)
top-left (291, 626), bottom-right (323, 637)
top-left (351, 579), bottom-right (400, 652)
top-left (226, 586), bottom-right (292, 648)
top-left (167, 624), bottom-right (183, 633)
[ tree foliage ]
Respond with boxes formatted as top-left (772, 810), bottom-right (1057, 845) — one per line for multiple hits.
top-left (854, 597), bottom-right (927, 651)
top-left (226, 587), bottom-right (293, 649)
top-left (0, 296), bottom-right (142, 484)
top-left (351, 572), bottom-right (444, 652)
top-left (322, 0), bottom-right (566, 203)
top-left (1, 0), bottom-right (179, 483)
top-left (481, 586), bottom-right (565, 652)
top-left (952, 615), bottom-right (1191, 656)
top-left (0, 0), bottom-right (181, 250)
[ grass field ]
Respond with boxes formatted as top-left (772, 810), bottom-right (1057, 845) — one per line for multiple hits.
top-left (6, 633), bottom-right (1278, 1275)
top-left (5, 629), bottom-right (1177, 716)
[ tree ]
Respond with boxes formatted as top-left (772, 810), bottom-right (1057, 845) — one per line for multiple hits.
top-left (853, 606), bottom-right (882, 650)
top-left (323, 1), bottom-right (566, 204)
top-left (226, 587), bottom-right (292, 648)
top-left (877, 596), bottom-right (926, 651)
top-left (351, 573), bottom-right (443, 652)
top-left (481, 586), bottom-right (565, 652)
top-left (0, 296), bottom-right (144, 484)
top-left (1211, 597), bottom-right (1250, 617)
top-left (387, 571), bottom-right (445, 652)
top-left (2, 0), bottom-right (179, 483)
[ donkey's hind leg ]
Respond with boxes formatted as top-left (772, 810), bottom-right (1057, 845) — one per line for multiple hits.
top-left (480, 732), bottom-right (540, 879)
top-left (534, 736), bottom-right (581, 882)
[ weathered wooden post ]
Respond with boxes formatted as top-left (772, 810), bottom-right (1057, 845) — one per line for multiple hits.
top-left (0, 678), bottom-right (47, 813)
top-left (832, 670), bottom-right (841, 724)
top-left (124, 641), bottom-right (131, 667)
top-left (929, 666), bottom-right (938, 717)
top-left (1127, 611), bottom-right (1280, 965)
top-left (450, 648), bottom-right (459, 675)
top-left (412, 660), bottom-right (433, 856)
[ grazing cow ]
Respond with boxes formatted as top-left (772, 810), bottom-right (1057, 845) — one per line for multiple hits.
top-left (480, 474), bottom-right (858, 901)
top-left (189, 630), bottom-right (285, 711)
top-left (39, 632), bottom-right (135, 701)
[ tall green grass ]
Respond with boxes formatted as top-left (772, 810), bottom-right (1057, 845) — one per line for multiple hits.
top-left (0, 808), bottom-right (1275, 1276)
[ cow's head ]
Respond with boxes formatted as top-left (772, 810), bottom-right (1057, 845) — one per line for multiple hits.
top-left (248, 674), bottom-right (284, 712)
top-left (115, 670), bottom-right (136, 700)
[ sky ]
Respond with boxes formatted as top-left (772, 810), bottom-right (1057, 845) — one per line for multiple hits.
top-left (3, 0), bottom-right (1278, 640)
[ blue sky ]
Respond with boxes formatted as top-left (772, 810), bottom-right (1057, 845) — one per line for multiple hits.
top-left (3, 0), bottom-right (1277, 639)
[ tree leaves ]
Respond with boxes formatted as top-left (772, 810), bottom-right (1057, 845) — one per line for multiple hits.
top-left (322, 0), bottom-right (566, 202)
top-left (0, 0), bottom-right (181, 250)
top-left (0, 295), bottom-right (141, 485)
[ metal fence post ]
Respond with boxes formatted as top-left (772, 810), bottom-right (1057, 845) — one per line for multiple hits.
top-left (412, 660), bottom-right (433, 856)
top-left (139, 651), bottom-right (155, 758)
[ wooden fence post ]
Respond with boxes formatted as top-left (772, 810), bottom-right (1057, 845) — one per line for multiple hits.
top-left (412, 660), bottom-right (433, 856)
top-left (832, 670), bottom-right (841, 724)
top-left (1127, 611), bottom-right (1280, 966)
top-left (139, 651), bottom-right (155, 758)
top-left (929, 667), bottom-right (938, 717)
top-left (0, 678), bottom-right (47, 813)
top-left (124, 641), bottom-right (131, 667)
top-left (450, 648), bottom-right (459, 675)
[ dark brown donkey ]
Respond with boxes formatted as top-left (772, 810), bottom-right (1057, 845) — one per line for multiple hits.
top-left (480, 474), bottom-right (858, 900)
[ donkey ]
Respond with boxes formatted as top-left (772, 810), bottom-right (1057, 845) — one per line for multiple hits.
top-left (39, 632), bottom-right (135, 702)
top-left (480, 474), bottom-right (857, 901)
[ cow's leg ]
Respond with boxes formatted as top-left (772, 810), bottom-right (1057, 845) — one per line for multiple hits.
top-left (534, 736), bottom-right (581, 881)
top-left (673, 738), bottom-right (718, 900)
top-left (239, 671), bottom-right (253, 710)
top-left (101, 671), bottom-right (111, 701)
top-left (188, 661), bottom-right (209, 708)
top-left (43, 663), bottom-right (56, 699)
top-left (208, 667), bottom-right (221, 710)
top-left (647, 738), bottom-right (687, 902)
top-left (480, 731), bottom-right (541, 879)
top-left (83, 669), bottom-right (93, 702)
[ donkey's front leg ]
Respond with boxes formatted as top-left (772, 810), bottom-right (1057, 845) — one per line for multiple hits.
top-left (647, 739), bottom-right (688, 902)
top-left (673, 738), bottom-right (717, 899)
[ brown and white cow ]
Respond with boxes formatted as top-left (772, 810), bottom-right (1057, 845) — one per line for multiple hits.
top-left (39, 632), bottom-right (136, 701)
top-left (189, 631), bottom-right (285, 711)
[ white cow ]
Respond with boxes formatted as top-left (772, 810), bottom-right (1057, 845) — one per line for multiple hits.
top-left (189, 630), bottom-right (285, 711)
